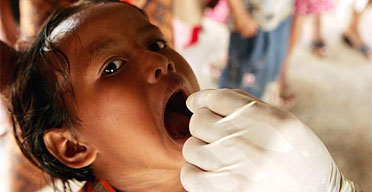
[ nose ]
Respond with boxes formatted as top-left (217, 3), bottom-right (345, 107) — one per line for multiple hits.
top-left (146, 53), bottom-right (176, 84)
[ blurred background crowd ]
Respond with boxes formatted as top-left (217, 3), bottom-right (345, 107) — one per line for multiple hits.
top-left (0, 0), bottom-right (371, 191)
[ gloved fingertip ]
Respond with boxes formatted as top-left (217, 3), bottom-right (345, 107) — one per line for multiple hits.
top-left (180, 162), bottom-right (198, 191)
top-left (186, 89), bottom-right (215, 111)
top-left (186, 92), bottom-right (199, 112)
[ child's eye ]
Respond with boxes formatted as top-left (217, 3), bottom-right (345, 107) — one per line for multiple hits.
top-left (149, 39), bottom-right (167, 51)
top-left (102, 59), bottom-right (125, 75)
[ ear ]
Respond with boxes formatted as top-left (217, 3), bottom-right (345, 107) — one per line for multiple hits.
top-left (43, 128), bottom-right (97, 169)
top-left (0, 41), bottom-right (19, 97)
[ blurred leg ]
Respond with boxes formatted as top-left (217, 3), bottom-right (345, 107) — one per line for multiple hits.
top-left (313, 14), bottom-right (322, 41)
top-left (345, 10), bottom-right (362, 42)
top-left (287, 15), bottom-right (303, 56)
top-left (264, 17), bottom-right (296, 107)
top-left (279, 15), bottom-right (303, 89)
top-left (311, 14), bottom-right (327, 57)
top-left (343, 4), bottom-right (372, 59)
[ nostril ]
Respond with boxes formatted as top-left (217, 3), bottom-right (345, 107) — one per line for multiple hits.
top-left (155, 69), bottom-right (162, 78)
top-left (167, 64), bottom-right (173, 71)
top-left (167, 63), bottom-right (175, 72)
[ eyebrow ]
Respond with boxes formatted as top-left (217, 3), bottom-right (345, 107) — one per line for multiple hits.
top-left (139, 23), bottom-right (160, 34)
top-left (87, 39), bottom-right (116, 64)
top-left (89, 39), bottom-right (118, 59)
top-left (89, 24), bottom-right (160, 56)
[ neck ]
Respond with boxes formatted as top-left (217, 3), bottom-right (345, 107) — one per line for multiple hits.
top-left (105, 169), bottom-right (186, 192)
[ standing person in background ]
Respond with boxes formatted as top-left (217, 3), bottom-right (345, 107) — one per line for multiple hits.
top-left (277, 0), bottom-right (370, 108)
top-left (274, 0), bottom-right (337, 108)
top-left (294, 0), bottom-right (337, 58)
top-left (218, 0), bottom-right (293, 99)
top-left (342, 0), bottom-right (371, 59)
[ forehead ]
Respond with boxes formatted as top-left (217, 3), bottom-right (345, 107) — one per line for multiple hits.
top-left (50, 3), bottom-right (149, 51)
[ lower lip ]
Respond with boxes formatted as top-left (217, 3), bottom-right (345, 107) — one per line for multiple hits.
top-left (171, 134), bottom-right (191, 145)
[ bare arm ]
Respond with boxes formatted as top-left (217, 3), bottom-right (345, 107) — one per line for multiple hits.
top-left (227, 0), bottom-right (257, 37)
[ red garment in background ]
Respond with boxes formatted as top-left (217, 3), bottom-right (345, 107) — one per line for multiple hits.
top-left (295, 0), bottom-right (337, 15)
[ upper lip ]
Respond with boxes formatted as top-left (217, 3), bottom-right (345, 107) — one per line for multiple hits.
top-left (164, 80), bottom-right (190, 107)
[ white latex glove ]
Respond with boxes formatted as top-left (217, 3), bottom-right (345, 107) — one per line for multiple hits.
top-left (181, 89), bottom-right (355, 192)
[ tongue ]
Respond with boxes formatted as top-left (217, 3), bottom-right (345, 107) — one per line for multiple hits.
top-left (165, 111), bottom-right (190, 138)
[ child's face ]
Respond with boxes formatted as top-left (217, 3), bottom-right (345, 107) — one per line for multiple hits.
top-left (50, 3), bottom-right (199, 185)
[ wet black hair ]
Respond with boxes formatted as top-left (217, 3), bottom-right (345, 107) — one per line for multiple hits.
top-left (10, 0), bottom-right (144, 191)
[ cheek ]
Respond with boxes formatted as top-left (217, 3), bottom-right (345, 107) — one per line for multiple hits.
top-left (76, 90), bottom-right (170, 161)
top-left (75, 71), bottom-right (145, 120)
top-left (75, 87), bottom-right (165, 162)
top-left (75, 84), bottom-right (153, 139)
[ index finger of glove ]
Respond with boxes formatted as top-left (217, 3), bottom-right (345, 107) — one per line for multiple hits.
top-left (186, 89), bottom-right (257, 117)
top-left (189, 108), bottom-right (231, 143)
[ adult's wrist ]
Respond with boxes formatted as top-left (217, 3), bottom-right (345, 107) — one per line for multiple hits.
top-left (328, 162), bottom-right (355, 192)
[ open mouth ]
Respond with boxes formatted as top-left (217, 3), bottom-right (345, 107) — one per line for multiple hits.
top-left (164, 90), bottom-right (192, 140)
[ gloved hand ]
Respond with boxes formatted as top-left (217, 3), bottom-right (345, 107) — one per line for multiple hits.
top-left (181, 89), bottom-right (355, 192)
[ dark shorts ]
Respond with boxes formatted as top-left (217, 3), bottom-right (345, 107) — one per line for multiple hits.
top-left (219, 16), bottom-right (292, 98)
